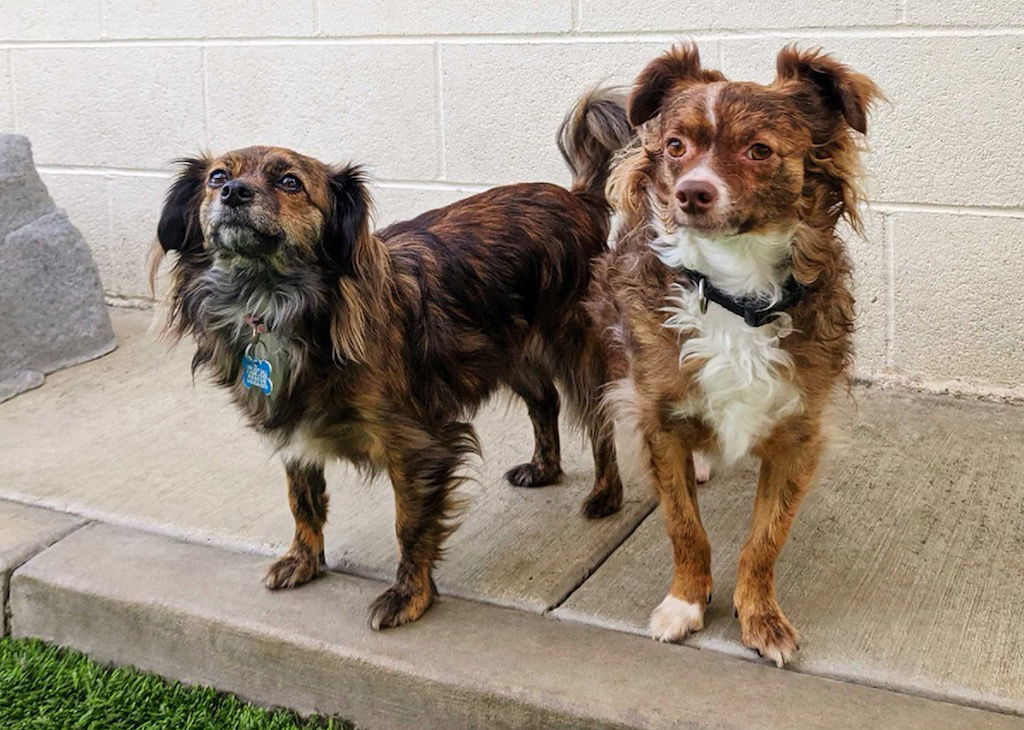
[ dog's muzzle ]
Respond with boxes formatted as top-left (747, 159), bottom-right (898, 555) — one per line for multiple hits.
top-left (211, 219), bottom-right (282, 257)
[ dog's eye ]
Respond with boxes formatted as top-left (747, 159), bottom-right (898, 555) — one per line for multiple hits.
top-left (208, 169), bottom-right (229, 186)
top-left (666, 138), bottom-right (686, 158)
top-left (277, 174), bottom-right (302, 193)
top-left (747, 143), bottom-right (773, 161)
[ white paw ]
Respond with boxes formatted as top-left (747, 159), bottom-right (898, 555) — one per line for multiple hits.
top-left (692, 449), bottom-right (712, 484)
top-left (649, 594), bottom-right (705, 642)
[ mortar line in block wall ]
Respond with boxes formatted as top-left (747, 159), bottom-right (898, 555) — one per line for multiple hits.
top-left (869, 201), bottom-right (1024, 219)
top-left (572, 0), bottom-right (582, 32)
top-left (5, 49), bottom-right (12, 131)
top-left (434, 42), bottom-right (447, 179)
top-left (29, 167), bottom-right (1024, 218)
top-left (102, 175), bottom-right (115, 257)
top-left (36, 165), bottom-right (171, 179)
top-left (374, 179), bottom-right (503, 192)
top-left (34, 166), bottom-right (498, 190)
top-left (884, 213), bottom-right (897, 370)
top-left (313, 0), bottom-right (322, 36)
top-left (200, 47), bottom-right (212, 148)
top-left (3, 25), bottom-right (1024, 49)
top-left (7, 48), bottom-right (20, 132)
top-left (98, 0), bottom-right (108, 40)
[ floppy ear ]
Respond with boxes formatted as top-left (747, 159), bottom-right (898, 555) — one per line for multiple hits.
top-left (628, 43), bottom-right (726, 127)
top-left (775, 46), bottom-right (882, 134)
top-left (323, 164), bottom-right (373, 275)
top-left (157, 157), bottom-right (208, 253)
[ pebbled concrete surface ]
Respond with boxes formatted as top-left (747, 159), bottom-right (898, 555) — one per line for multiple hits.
top-left (0, 499), bottom-right (83, 634)
top-left (0, 307), bottom-right (655, 613)
top-left (555, 388), bottom-right (1024, 715)
top-left (4, 307), bottom-right (1024, 720)
top-left (12, 522), bottom-right (1024, 730)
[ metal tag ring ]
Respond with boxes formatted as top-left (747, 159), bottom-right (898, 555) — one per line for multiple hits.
top-left (245, 340), bottom-right (269, 361)
top-left (697, 278), bottom-right (709, 314)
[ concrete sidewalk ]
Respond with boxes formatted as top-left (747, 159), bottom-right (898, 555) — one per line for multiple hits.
top-left (2, 307), bottom-right (1023, 727)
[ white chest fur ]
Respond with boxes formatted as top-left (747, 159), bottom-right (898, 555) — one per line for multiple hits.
top-left (661, 284), bottom-right (802, 465)
top-left (653, 227), bottom-right (803, 465)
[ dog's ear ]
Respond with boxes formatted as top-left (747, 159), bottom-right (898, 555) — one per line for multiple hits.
top-left (323, 164), bottom-right (373, 275)
top-left (157, 157), bottom-right (208, 253)
top-left (775, 46), bottom-right (881, 134)
top-left (628, 43), bottom-right (725, 126)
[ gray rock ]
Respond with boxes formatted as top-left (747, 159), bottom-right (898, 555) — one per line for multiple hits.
top-left (0, 370), bottom-right (45, 402)
top-left (0, 134), bottom-right (115, 402)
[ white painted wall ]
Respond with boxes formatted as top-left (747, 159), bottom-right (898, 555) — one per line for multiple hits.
top-left (1, 2), bottom-right (1021, 398)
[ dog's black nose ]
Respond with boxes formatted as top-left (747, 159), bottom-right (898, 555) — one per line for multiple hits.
top-left (220, 180), bottom-right (255, 208)
top-left (675, 180), bottom-right (719, 214)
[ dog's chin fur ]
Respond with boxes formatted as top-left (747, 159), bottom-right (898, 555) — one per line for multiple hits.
top-left (649, 219), bottom-right (796, 304)
top-left (187, 254), bottom-right (328, 366)
top-left (209, 224), bottom-right (284, 260)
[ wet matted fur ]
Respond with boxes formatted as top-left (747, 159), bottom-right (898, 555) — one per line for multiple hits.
top-left (152, 90), bottom-right (631, 629)
top-left (581, 45), bottom-right (882, 664)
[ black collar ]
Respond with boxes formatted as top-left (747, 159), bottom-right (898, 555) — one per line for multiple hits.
top-left (677, 267), bottom-right (806, 328)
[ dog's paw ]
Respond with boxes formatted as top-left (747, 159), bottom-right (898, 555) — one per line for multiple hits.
top-left (581, 481), bottom-right (623, 519)
top-left (737, 606), bottom-right (800, 667)
top-left (368, 583), bottom-right (436, 630)
top-left (504, 462), bottom-right (561, 488)
top-left (649, 594), bottom-right (705, 642)
top-left (692, 450), bottom-right (713, 484)
top-left (264, 550), bottom-right (321, 591)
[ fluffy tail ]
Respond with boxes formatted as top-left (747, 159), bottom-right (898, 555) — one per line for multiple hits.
top-left (557, 86), bottom-right (632, 201)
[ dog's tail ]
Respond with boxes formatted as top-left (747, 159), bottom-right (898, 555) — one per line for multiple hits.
top-left (557, 86), bottom-right (632, 202)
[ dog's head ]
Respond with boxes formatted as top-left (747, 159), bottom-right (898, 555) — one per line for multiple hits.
top-left (626, 44), bottom-right (881, 237)
top-left (157, 146), bottom-right (371, 276)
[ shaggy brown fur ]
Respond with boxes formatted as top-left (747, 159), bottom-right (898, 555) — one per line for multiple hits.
top-left (583, 44), bottom-right (881, 665)
top-left (153, 90), bottom-right (631, 629)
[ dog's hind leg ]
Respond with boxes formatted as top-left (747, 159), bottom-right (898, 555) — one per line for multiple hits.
top-left (264, 460), bottom-right (329, 590)
top-left (503, 370), bottom-right (563, 488)
top-left (369, 420), bottom-right (478, 630)
top-left (573, 342), bottom-right (624, 518)
top-left (581, 419), bottom-right (623, 518)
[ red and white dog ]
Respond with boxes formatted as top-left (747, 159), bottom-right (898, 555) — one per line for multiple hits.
top-left (585, 44), bottom-right (881, 665)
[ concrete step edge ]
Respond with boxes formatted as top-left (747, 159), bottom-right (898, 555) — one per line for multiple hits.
top-left (9, 522), bottom-right (1023, 730)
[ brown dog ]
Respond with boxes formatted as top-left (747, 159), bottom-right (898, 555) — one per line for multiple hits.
top-left (582, 45), bottom-right (881, 664)
top-left (153, 90), bottom-right (630, 629)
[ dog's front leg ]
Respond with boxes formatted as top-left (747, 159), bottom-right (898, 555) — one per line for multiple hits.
top-left (647, 428), bottom-right (712, 642)
top-left (264, 460), bottom-right (328, 590)
top-left (369, 421), bottom-right (477, 630)
top-left (734, 423), bottom-right (822, 667)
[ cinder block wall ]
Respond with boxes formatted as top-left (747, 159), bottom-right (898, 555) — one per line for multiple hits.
top-left (1, 2), bottom-right (1021, 399)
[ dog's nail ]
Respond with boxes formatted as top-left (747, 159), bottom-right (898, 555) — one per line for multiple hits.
top-left (707, 593), bottom-right (712, 605)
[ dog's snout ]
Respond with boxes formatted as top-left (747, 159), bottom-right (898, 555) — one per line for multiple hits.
top-left (675, 180), bottom-right (718, 214)
top-left (220, 180), bottom-right (255, 208)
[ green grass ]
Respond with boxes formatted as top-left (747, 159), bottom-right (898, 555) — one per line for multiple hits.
top-left (0, 637), bottom-right (351, 730)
